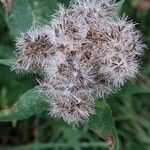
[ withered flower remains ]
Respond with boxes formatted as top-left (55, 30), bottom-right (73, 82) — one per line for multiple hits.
top-left (12, 0), bottom-right (145, 124)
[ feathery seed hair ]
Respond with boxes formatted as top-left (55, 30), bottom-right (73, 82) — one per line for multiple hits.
top-left (12, 0), bottom-right (145, 124)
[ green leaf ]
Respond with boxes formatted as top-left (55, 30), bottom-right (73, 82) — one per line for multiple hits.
top-left (28, 0), bottom-right (57, 24)
top-left (0, 58), bottom-right (14, 66)
top-left (118, 83), bottom-right (150, 95)
top-left (5, 0), bottom-right (57, 37)
top-left (115, 0), bottom-right (125, 15)
top-left (0, 46), bottom-right (14, 59)
top-left (0, 88), bottom-right (47, 121)
top-left (5, 0), bottom-right (33, 37)
top-left (0, 0), bottom-right (5, 4)
top-left (89, 100), bottom-right (119, 150)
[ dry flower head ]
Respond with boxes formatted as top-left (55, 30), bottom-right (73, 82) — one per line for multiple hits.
top-left (12, 0), bottom-right (145, 125)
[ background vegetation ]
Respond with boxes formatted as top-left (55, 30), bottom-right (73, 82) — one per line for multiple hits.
top-left (0, 0), bottom-right (150, 149)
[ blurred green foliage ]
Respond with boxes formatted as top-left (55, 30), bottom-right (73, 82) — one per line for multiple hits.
top-left (0, 0), bottom-right (150, 150)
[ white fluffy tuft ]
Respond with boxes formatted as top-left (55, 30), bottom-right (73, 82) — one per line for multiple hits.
top-left (12, 0), bottom-right (145, 125)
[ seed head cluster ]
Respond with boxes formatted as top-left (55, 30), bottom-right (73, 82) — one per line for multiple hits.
top-left (12, 0), bottom-right (145, 124)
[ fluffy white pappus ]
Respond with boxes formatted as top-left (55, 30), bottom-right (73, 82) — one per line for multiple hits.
top-left (12, 25), bottom-right (56, 73)
top-left (97, 17), bottom-right (145, 87)
top-left (69, 0), bottom-right (115, 20)
top-left (48, 97), bottom-right (95, 125)
top-left (12, 0), bottom-right (145, 125)
top-left (44, 52), bottom-right (66, 77)
top-left (51, 4), bottom-right (69, 33)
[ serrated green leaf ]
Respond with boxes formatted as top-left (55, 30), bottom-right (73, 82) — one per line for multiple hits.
top-left (89, 100), bottom-right (119, 150)
top-left (115, 0), bottom-right (125, 15)
top-left (0, 58), bottom-right (14, 66)
top-left (0, 88), bottom-right (47, 121)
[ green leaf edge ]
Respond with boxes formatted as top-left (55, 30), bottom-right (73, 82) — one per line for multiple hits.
top-left (89, 100), bottom-right (120, 150)
top-left (0, 88), bottom-right (47, 121)
top-left (0, 58), bottom-right (14, 66)
top-left (115, 0), bottom-right (125, 15)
